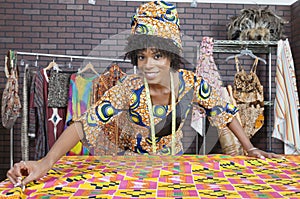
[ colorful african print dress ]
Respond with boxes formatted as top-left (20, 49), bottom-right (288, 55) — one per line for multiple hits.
top-left (75, 69), bottom-right (238, 155)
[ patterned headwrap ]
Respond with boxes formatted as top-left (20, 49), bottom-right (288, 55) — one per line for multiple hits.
top-left (130, 1), bottom-right (182, 50)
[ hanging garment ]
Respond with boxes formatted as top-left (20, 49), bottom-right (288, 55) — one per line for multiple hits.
top-left (29, 69), bottom-right (67, 160)
top-left (21, 64), bottom-right (29, 161)
top-left (192, 37), bottom-right (222, 136)
top-left (1, 50), bottom-right (22, 129)
top-left (48, 70), bottom-right (72, 108)
top-left (233, 56), bottom-right (264, 138)
top-left (193, 37), bottom-right (243, 155)
top-left (65, 73), bottom-right (98, 155)
top-left (272, 39), bottom-right (300, 154)
top-left (92, 63), bottom-right (126, 103)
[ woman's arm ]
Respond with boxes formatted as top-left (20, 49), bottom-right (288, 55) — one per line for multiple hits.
top-left (227, 117), bottom-right (282, 158)
top-left (7, 122), bottom-right (83, 186)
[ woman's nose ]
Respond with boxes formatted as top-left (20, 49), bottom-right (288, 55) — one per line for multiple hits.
top-left (144, 58), bottom-right (154, 69)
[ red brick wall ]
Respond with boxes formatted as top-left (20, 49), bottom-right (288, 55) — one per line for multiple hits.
top-left (0, 0), bottom-right (295, 180)
top-left (291, 1), bottom-right (300, 97)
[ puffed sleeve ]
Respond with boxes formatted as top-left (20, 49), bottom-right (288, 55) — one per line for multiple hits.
top-left (194, 76), bottom-right (238, 129)
top-left (73, 76), bottom-right (132, 152)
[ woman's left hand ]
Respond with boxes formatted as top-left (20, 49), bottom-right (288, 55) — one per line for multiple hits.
top-left (247, 148), bottom-right (283, 159)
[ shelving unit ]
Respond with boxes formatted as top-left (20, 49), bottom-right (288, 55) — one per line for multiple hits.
top-left (213, 40), bottom-right (278, 152)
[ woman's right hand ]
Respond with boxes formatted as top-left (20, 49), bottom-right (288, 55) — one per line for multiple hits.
top-left (6, 159), bottom-right (52, 187)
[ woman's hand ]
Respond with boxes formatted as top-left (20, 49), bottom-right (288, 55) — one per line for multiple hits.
top-left (246, 147), bottom-right (283, 159)
top-left (6, 159), bottom-right (52, 188)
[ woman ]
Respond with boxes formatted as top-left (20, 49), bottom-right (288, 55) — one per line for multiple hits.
top-left (7, 0), bottom-right (280, 188)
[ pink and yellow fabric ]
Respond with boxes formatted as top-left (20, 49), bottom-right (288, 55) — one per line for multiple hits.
top-left (1, 155), bottom-right (300, 198)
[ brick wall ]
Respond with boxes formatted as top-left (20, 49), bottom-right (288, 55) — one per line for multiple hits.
top-left (0, 0), bottom-right (295, 180)
top-left (291, 1), bottom-right (300, 95)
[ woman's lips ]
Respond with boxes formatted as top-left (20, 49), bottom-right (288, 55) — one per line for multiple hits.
top-left (144, 72), bottom-right (158, 80)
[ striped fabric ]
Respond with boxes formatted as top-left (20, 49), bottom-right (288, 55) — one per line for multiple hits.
top-left (272, 39), bottom-right (300, 154)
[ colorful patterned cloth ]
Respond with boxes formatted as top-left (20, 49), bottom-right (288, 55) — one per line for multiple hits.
top-left (1, 155), bottom-right (299, 198)
top-left (131, 1), bottom-right (181, 49)
top-left (65, 74), bottom-right (98, 155)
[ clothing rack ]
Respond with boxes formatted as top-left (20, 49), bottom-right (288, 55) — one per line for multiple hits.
top-left (10, 51), bottom-right (131, 165)
top-left (16, 51), bottom-right (131, 63)
top-left (213, 40), bottom-right (278, 152)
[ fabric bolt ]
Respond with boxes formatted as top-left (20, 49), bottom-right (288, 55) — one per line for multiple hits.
top-left (272, 39), bottom-right (300, 154)
top-left (1, 155), bottom-right (299, 198)
top-left (65, 73), bottom-right (98, 155)
top-left (75, 69), bottom-right (238, 156)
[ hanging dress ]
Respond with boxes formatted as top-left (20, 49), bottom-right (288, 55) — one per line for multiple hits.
top-left (194, 37), bottom-right (243, 155)
top-left (65, 73), bottom-right (98, 155)
top-left (233, 56), bottom-right (264, 138)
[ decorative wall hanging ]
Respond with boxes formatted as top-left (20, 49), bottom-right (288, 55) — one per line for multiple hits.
top-left (227, 6), bottom-right (288, 41)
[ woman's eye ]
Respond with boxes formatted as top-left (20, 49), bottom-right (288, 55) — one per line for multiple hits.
top-left (137, 55), bottom-right (144, 60)
top-left (154, 54), bottom-right (162, 59)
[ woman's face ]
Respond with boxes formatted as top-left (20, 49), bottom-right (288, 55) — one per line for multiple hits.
top-left (137, 48), bottom-right (171, 86)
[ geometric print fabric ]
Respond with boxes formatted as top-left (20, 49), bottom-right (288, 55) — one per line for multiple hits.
top-left (0, 155), bottom-right (300, 198)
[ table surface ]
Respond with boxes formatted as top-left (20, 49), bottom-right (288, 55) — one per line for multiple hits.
top-left (0, 155), bottom-right (300, 199)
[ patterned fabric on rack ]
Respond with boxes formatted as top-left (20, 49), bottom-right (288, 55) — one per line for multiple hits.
top-left (1, 50), bottom-right (21, 129)
top-left (233, 57), bottom-right (264, 138)
top-left (47, 70), bottom-right (72, 108)
top-left (65, 73), bottom-right (98, 155)
top-left (192, 37), bottom-right (223, 136)
top-left (92, 63), bottom-right (126, 104)
top-left (272, 39), bottom-right (300, 154)
top-left (192, 37), bottom-right (242, 155)
top-left (0, 155), bottom-right (299, 198)
top-left (29, 69), bottom-right (67, 160)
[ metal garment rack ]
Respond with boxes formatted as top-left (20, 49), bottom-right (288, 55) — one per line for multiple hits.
top-left (213, 40), bottom-right (278, 152)
top-left (16, 51), bottom-right (131, 64)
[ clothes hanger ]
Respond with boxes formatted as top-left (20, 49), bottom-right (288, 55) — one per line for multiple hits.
top-left (44, 60), bottom-right (62, 72)
top-left (77, 62), bottom-right (100, 76)
top-left (103, 63), bottom-right (126, 76)
top-left (225, 48), bottom-right (267, 64)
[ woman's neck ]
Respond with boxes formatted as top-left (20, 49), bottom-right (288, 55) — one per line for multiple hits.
top-left (149, 71), bottom-right (179, 105)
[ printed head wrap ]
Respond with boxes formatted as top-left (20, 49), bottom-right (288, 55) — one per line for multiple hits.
top-left (130, 1), bottom-right (182, 51)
